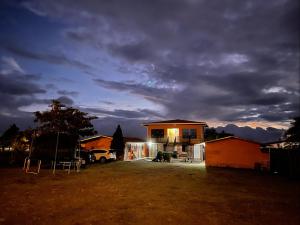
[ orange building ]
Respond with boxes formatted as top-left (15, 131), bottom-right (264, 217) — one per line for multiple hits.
top-left (143, 119), bottom-right (207, 145)
top-left (205, 136), bottom-right (269, 169)
top-left (80, 135), bottom-right (144, 151)
top-left (80, 135), bottom-right (113, 150)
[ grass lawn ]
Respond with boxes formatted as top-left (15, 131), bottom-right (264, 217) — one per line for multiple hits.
top-left (0, 161), bottom-right (299, 225)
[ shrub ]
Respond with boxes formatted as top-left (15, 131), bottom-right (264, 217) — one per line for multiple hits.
top-left (156, 151), bottom-right (163, 161)
top-left (163, 152), bottom-right (171, 162)
top-left (172, 151), bottom-right (178, 159)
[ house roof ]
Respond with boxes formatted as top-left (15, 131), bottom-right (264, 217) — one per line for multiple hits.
top-left (143, 119), bottom-right (207, 126)
top-left (124, 137), bottom-right (145, 142)
top-left (80, 135), bottom-right (144, 143)
top-left (205, 136), bottom-right (260, 145)
top-left (80, 135), bottom-right (112, 142)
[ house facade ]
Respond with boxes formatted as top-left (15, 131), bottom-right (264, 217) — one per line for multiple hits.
top-left (123, 119), bottom-right (207, 161)
top-left (144, 119), bottom-right (207, 146)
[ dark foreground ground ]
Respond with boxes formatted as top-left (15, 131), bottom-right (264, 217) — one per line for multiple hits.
top-left (0, 161), bottom-right (299, 225)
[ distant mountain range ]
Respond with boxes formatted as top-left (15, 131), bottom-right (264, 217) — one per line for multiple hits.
top-left (215, 124), bottom-right (285, 143)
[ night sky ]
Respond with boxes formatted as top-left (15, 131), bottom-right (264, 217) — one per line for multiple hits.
top-left (0, 0), bottom-right (299, 137)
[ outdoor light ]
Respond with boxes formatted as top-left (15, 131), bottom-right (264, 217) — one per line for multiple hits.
top-left (148, 141), bottom-right (153, 146)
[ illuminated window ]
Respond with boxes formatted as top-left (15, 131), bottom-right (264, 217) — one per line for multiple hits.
top-left (167, 128), bottom-right (179, 142)
top-left (182, 129), bottom-right (197, 139)
top-left (151, 129), bottom-right (164, 138)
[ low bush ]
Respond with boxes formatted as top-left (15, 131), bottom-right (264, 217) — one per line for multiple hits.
top-left (163, 152), bottom-right (171, 162)
top-left (156, 151), bottom-right (163, 161)
top-left (172, 151), bottom-right (178, 159)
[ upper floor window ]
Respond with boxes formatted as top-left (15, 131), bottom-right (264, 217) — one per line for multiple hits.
top-left (182, 129), bottom-right (197, 139)
top-left (151, 129), bottom-right (164, 138)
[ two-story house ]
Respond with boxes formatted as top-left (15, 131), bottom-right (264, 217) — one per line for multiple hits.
top-left (143, 119), bottom-right (207, 145)
top-left (124, 119), bottom-right (207, 161)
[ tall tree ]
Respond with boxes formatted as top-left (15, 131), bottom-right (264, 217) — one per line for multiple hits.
top-left (285, 117), bottom-right (300, 148)
top-left (0, 124), bottom-right (19, 151)
top-left (33, 100), bottom-right (97, 160)
top-left (110, 125), bottom-right (125, 160)
top-left (34, 100), bottom-right (97, 137)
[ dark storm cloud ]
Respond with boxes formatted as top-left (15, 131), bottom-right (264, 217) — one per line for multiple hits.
top-left (94, 78), bottom-right (171, 103)
top-left (110, 43), bottom-right (149, 62)
top-left (0, 56), bottom-right (73, 133)
top-left (82, 107), bottom-right (163, 120)
top-left (0, 73), bottom-right (45, 96)
top-left (1, 43), bottom-right (93, 71)
top-left (57, 90), bottom-right (79, 97)
top-left (0, 71), bottom-right (47, 132)
top-left (81, 107), bottom-right (161, 138)
top-left (201, 72), bottom-right (280, 97)
top-left (99, 100), bottom-right (114, 105)
top-left (0, 71), bottom-right (46, 110)
top-left (56, 96), bottom-right (74, 105)
top-left (21, 0), bottom-right (300, 125)
top-left (92, 117), bottom-right (147, 139)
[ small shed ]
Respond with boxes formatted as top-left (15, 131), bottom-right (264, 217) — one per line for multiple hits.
top-left (205, 136), bottom-right (269, 169)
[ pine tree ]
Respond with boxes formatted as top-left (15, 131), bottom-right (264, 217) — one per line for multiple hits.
top-left (110, 125), bottom-right (125, 160)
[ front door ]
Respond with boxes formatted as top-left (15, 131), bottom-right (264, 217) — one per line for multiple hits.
top-left (167, 128), bottom-right (179, 143)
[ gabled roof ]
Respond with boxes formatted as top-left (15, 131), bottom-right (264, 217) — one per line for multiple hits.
top-left (205, 136), bottom-right (260, 145)
top-left (80, 135), bottom-right (144, 143)
top-left (143, 119), bottom-right (207, 126)
top-left (124, 137), bottom-right (145, 142)
top-left (80, 135), bottom-right (112, 142)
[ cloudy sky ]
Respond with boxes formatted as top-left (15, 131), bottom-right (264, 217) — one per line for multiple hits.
top-left (0, 0), bottom-right (299, 137)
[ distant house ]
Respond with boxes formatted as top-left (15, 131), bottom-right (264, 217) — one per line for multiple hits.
top-left (81, 135), bottom-right (113, 150)
top-left (205, 136), bottom-right (269, 169)
top-left (80, 135), bottom-right (144, 151)
top-left (261, 140), bottom-right (288, 149)
top-left (124, 119), bottom-right (207, 160)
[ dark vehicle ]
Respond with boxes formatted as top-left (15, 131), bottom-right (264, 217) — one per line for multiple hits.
top-left (75, 150), bottom-right (96, 167)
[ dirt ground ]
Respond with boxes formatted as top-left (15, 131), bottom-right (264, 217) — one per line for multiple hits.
top-left (0, 161), bottom-right (299, 225)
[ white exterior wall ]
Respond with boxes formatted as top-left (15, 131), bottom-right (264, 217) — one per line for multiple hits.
top-left (124, 142), bottom-right (146, 161)
top-left (124, 142), bottom-right (164, 160)
top-left (148, 143), bottom-right (164, 158)
top-left (194, 143), bottom-right (205, 161)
